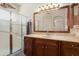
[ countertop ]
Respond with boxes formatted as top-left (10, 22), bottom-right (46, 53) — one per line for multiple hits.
top-left (24, 33), bottom-right (79, 43)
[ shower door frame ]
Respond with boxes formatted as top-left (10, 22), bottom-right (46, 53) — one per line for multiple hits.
top-left (0, 8), bottom-right (27, 56)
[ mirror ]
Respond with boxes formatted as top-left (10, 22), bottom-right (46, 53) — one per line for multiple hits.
top-left (33, 7), bottom-right (70, 33)
top-left (73, 4), bottom-right (79, 25)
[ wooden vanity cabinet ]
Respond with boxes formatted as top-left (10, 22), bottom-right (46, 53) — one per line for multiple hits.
top-left (24, 37), bottom-right (33, 56)
top-left (61, 41), bottom-right (79, 56)
top-left (24, 37), bottom-right (59, 56)
top-left (45, 40), bottom-right (59, 56)
top-left (33, 39), bottom-right (59, 56)
top-left (24, 37), bottom-right (79, 56)
top-left (33, 39), bottom-right (46, 56)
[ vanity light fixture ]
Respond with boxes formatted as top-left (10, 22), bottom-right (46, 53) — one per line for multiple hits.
top-left (35, 3), bottom-right (60, 13)
top-left (0, 3), bottom-right (15, 9)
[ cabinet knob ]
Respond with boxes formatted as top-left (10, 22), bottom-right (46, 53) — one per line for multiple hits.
top-left (29, 46), bottom-right (31, 48)
top-left (72, 45), bottom-right (74, 47)
top-left (42, 46), bottom-right (44, 48)
top-left (46, 46), bottom-right (47, 48)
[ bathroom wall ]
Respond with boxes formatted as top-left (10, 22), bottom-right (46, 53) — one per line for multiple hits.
top-left (19, 3), bottom-right (44, 21)
top-left (19, 3), bottom-right (44, 33)
top-left (19, 3), bottom-right (69, 21)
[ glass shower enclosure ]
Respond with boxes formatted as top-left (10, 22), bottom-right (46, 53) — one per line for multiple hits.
top-left (0, 8), bottom-right (27, 56)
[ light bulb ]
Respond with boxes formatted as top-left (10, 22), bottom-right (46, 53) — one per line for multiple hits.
top-left (44, 5), bottom-right (48, 9)
top-left (50, 4), bottom-right (53, 8)
top-left (41, 6), bottom-right (44, 10)
top-left (35, 3), bottom-right (60, 12)
top-left (43, 5), bottom-right (47, 10)
top-left (54, 3), bottom-right (59, 8)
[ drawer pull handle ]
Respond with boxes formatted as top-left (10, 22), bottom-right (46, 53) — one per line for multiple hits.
top-left (28, 46), bottom-right (31, 48)
top-left (72, 45), bottom-right (74, 47)
top-left (46, 46), bottom-right (47, 48)
top-left (42, 46), bottom-right (44, 48)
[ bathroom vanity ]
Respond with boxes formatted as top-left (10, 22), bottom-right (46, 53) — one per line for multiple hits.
top-left (24, 4), bottom-right (79, 56)
top-left (24, 34), bottom-right (79, 56)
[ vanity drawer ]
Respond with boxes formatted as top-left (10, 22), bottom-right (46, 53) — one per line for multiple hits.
top-left (34, 38), bottom-right (46, 45)
top-left (61, 45), bottom-right (79, 56)
top-left (61, 41), bottom-right (79, 56)
top-left (61, 41), bottom-right (79, 48)
top-left (46, 40), bottom-right (58, 47)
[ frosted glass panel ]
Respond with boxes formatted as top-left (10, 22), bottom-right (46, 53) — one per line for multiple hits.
top-left (22, 26), bottom-right (26, 35)
top-left (21, 16), bottom-right (27, 51)
top-left (0, 9), bottom-right (10, 20)
top-left (12, 12), bottom-right (21, 37)
top-left (12, 24), bottom-right (21, 35)
top-left (0, 9), bottom-right (10, 32)
top-left (22, 16), bottom-right (27, 25)
top-left (0, 8), bottom-right (27, 55)
top-left (12, 12), bottom-right (22, 53)
top-left (12, 34), bottom-right (21, 53)
top-left (11, 13), bottom-right (21, 24)
top-left (0, 32), bottom-right (10, 55)
top-left (0, 20), bottom-right (10, 32)
top-left (0, 9), bottom-right (10, 56)
top-left (21, 16), bottom-right (27, 35)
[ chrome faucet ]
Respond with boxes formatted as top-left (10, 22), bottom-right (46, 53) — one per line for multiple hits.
top-left (46, 30), bottom-right (50, 37)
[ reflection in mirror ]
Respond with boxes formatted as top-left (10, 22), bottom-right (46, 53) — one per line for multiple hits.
top-left (73, 4), bottom-right (79, 25)
top-left (53, 16), bottom-right (67, 31)
top-left (34, 7), bottom-right (70, 33)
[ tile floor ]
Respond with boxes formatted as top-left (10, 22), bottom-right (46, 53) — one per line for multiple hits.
top-left (15, 51), bottom-right (25, 56)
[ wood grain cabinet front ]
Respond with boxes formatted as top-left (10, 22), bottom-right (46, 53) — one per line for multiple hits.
top-left (45, 40), bottom-right (59, 56)
top-left (24, 37), bottom-right (79, 56)
top-left (24, 37), bottom-right (59, 56)
top-left (33, 39), bottom-right (46, 56)
top-left (24, 37), bottom-right (33, 56)
top-left (33, 39), bottom-right (59, 56)
top-left (61, 41), bottom-right (79, 56)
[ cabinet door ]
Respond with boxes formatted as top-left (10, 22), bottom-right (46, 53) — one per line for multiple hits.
top-left (33, 39), bottom-right (46, 56)
top-left (61, 47), bottom-right (74, 56)
top-left (24, 37), bottom-right (32, 56)
top-left (45, 40), bottom-right (59, 56)
top-left (33, 43), bottom-right (45, 56)
top-left (61, 41), bottom-right (79, 56)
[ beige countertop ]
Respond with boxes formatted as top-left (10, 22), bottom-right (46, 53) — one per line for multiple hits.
top-left (25, 33), bottom-right (79, 43)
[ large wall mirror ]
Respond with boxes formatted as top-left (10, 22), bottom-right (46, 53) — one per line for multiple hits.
top-left (33, 6), bottom-right (70, 33)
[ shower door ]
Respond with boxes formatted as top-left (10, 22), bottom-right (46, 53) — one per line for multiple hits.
top-left (21, 15), bottom-right (27, 50)
top-left (0, 9), bottom-right (10, 55)
top-left (11, 12), bottom-right (22, 53)
top-left (0, 8), bottom-right (27, 55)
